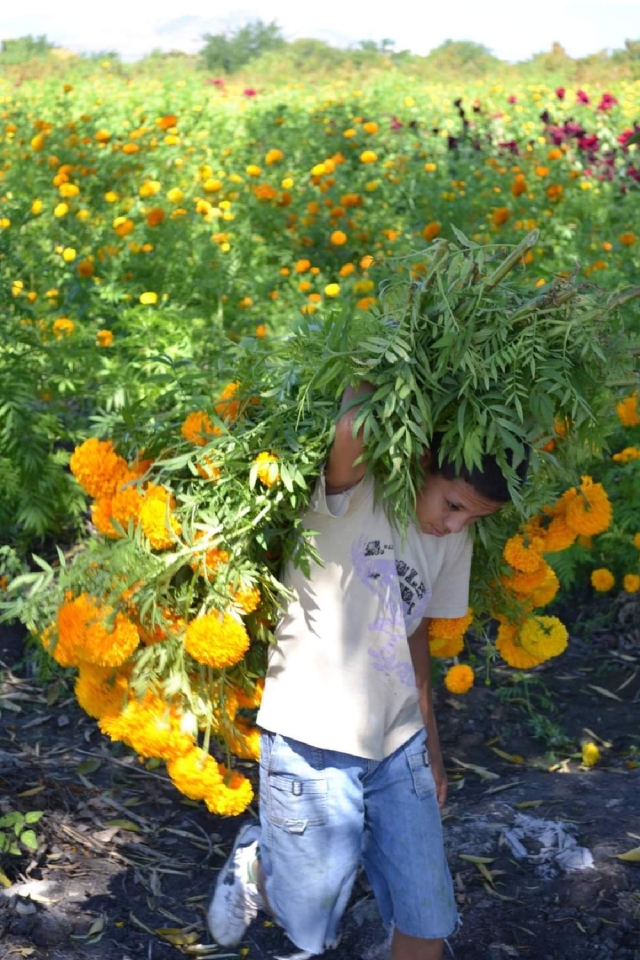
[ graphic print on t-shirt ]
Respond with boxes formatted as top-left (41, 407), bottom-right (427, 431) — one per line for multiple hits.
top-left (352, 536), bottom-right (432, 688)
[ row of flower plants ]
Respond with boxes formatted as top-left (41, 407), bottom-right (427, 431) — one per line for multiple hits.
top-left (0, 69), bottom-right (639, 540)
top-left (5, 222), bottom-right (639, 815)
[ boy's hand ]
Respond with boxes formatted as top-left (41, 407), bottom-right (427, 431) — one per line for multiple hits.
top-left (430, 748), bottom-right (448, 810)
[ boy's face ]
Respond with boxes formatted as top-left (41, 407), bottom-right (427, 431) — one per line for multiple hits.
top-left (416, 472), bottom-right (503, 537)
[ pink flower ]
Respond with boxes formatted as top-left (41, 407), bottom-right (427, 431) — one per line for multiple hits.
top-left (390, 116), bottom-right (403, 131)
top-left (555, 87), bottom-right (565, 100)
top-left (576, 89), bottom-right (590, 104)
top-left (597, 92), bottom-right (618, 111)
top-left (206, 77), bottom-right (225, 87)
top-left (243, 88), bottom-right (257, 97)
top-left (507, 95), bottom-right (517, 104)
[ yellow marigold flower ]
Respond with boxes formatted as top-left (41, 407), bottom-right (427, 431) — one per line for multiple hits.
top-left (265, 148), bottom-right (284, 165)
top-left (444, 664), bottom-right (474, 695)
top-left (616, 392), bottom-right (640, 427)
top-left (62, 247), bottom-right (76, 262)
top-left (70, 438), bottom-right (128, 499)
top-left (52, 317), bottom-right (74, 338)
top-left (254, 451), bottom-right (279, 487)
top-left (74, 663), bottom-right (129, 720)
top-left (59, 182), bottom-right (80, 199)
top-left (204, 765), bottom-right (254, 817)
top-left (246, 164), bottom-right (262, 177)
top-left (233, 678), bottom-right (265, 710)
top-left (360, 150), bottom-right (378, 163)
top-left (324, 283), bottom-right (340, 297)
top-left (110, 473), bottom-right (145, 531)
top-left (54, 202), bottom-right (69, 218)
top-left (96, 329), bottom-right (113, 347)
top-left (623, 573), bottom-right (640, 593)
top-left (190, 532), bottom-right (229, 576)
top-left (140, 291), bottom-right (158, 305)
top-left (185, 612), bottom-right (250, 668)
top-left (104, 190), bottom-right (119, 203)
top-left (95, 129), bottom-right (111, 143)
top-left (167, 747), bottom-right (223, 800)
top-left (100, 691), bottom-right (193, 761)
top-left (330, 229), bottom-right (347, 246)
top-left (422, 222), bottom-right (441, 242)
top-left (591, 568), bottom-right (615, 592)
top-left (31, 133), bottom-right (46, 151)
top-left (362, 121), bottom-right (379, 134)
top-left (581, 742), bottom-right (600, 767)
top-left (424, 162), bottom-right (437, 172)
top-left (633, 533), bottom-right (640, 550)
top-left (619, 232), bottom-right (636, 246)
top-left (429, 609), bottom-right (473, 642)
top-left (139, 179), bottom-right (161, 198)
top-left (495, 620), bottom-right (544, 669)
top-left (565, 476), bottom-right (612, 535)
top-left (238, 296), bottom-right (253, 308)
top-left (503, 534), bottom-right (544, 574)
top-left (113, 216), bottom-right (134, 237)
top-left (139, 487), bottom-right (181, 549)
top-left (232, 586), bottom-right (261, 615)
top-left (166, 187), bottom-right (184, 203)
top-left (519, 615), bottom-right (568, 662)
top-left (31, 199), bottom-right (43, 215)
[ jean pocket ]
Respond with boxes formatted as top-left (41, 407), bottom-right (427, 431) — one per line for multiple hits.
top-left (267, 773), bottom-right (328, 833)
top-left (404, 737), bottom-right (436, 800)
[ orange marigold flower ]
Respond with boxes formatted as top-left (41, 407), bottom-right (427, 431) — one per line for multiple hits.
top-left (564, 476), bottom-right (612, 535)
top-left (52, 317), bottom-right (74, 338)
top-left (503, 534), bottom-right (544, 573)
top-left (591, 568), bottom-right (615, 592)
top-left (529, 567), bottom-right (560, 608)
top-left (232, 586), bottom-right (261, 615)
top-left (214, 382), bottom-right (242, 423)
top-left (623, 573), bottom-right (640, 593)
top-left (422, 221), bottom-right (441, 242)
top-left (330, 229), bottom-right (347, 246)
top-left (100, 691), bottom-right (193, 760)
top-left (491, 207), bottom-right (510, 227)
top-left (619, 232), bottom-right (636, 246)
top-left (546, 184), bottom-right (563, 202)
top-left (227, 717), bottom-right (262, 761)
top-left (70, 438), bottom-right (129, 499)
top-left (233, 678), bottom-right (264, 710)
top-left (181, 410), bottom-right (221, 446)
top-left (145, 207), bottom-right (165, 227)
top-left (96, 329), bottom-right (113, 347)
top-left (616, 392), bottom-right (640, 427)
top-left (612, 446), bottom-right (640, 463)
top-left (543, 515), bottom-right (578, 552)
top-left (185, 612), bottom-right (250, 668)
top-left (74, 663), bottom-right (129, 719)
top-left (444, 664), bottom-right (474, 695)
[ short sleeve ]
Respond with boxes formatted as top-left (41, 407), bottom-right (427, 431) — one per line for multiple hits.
top-left (308, 471), bottom-right (371, 519)
top-left (424, 530), bottom-right (473, 619)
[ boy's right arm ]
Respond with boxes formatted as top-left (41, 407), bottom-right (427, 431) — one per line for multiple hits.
top-left (325, 382), bottom-right (375, 494)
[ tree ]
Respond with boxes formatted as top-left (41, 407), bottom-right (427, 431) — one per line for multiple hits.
top-left (0, 35), bottom-right (54, 64)
top-left (199, 20), bottom-right (285, 73)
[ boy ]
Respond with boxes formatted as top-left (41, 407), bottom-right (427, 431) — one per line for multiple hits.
top-left (208, 384), bottom-right (524, 960)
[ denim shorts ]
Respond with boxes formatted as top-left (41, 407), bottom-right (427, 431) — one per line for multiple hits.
top-left (258, 728), bottom-right (458, 955)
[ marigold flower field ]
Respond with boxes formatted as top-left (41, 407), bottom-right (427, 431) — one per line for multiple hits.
top-left (1, 65), bottom-right (639, 815)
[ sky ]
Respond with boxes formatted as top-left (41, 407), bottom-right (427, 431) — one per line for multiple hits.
top-left (1, 0), bottom-right (639, 63)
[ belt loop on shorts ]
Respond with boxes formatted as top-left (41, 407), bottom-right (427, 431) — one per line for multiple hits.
top-left (422, 748), bottom-right (430, 768)
top-left (292, 779), bottom-right (303, 796)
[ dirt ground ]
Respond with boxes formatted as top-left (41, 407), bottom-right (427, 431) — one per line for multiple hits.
top-left (0, 598), bottom-right (639, 960)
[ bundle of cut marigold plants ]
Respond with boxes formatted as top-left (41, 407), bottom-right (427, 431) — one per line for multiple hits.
top-left (8, 231), bottom-right (639, 815)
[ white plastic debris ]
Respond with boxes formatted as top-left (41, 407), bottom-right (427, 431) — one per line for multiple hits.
top-left (502, 813), bottom-right (595, 877)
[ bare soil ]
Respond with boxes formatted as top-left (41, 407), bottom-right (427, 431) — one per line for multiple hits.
top-left (0, 599), bottom-right (639, 960)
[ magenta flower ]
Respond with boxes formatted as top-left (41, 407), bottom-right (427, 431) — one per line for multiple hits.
top-left (597, 92), bottom-right (618, 111)
top-left (390, 116), bottom-right (403, 131)
top-left (507, 95), bottom-right (517, 104)
top-left (576, 90), bottom-right (590, 104)
top-left (555, 87), bottom-right (565, 100)
top-left (243, 88), bottom-right (257, 97)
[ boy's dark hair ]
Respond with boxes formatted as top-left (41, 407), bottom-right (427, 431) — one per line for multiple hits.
top-left (426, 434), bottom-right (530, 503)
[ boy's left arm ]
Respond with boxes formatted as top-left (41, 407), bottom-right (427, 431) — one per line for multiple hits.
top-left (408, 619), bottom-right (448, 809)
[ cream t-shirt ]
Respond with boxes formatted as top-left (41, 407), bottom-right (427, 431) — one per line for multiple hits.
top-left (257, 473), bottom-right (473, 760)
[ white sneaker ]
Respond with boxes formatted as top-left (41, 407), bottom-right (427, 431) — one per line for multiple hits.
top-left (207, 822), bottom-right (265, 946)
